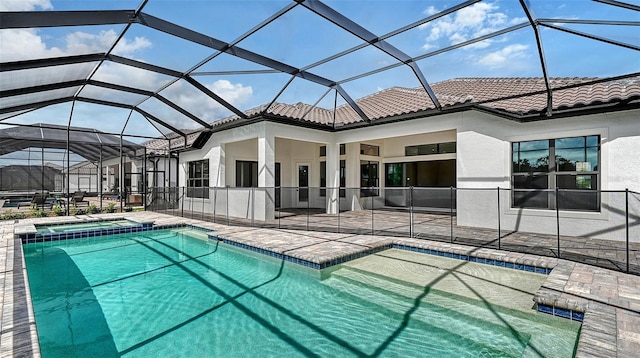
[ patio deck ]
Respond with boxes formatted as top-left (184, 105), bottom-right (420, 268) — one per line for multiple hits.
top-left (169, 207), bottom-right (640, 275)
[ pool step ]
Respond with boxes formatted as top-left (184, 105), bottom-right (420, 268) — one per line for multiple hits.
top-left (324, 268), bottom-right (532, 357)
top-left (333, 263), bottom-right (539, 324)
top-left (328, 265), bottom-right (534, 327)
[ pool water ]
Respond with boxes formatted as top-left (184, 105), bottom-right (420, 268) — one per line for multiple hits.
top-left (2, 198), bottom-right (55, 208)
top-left (35, 220), bottom-right (137, 234)
top-left (23, 229), bottom-right (581, 357)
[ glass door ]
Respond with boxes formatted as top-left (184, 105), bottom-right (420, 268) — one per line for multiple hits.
top-left (385, 163), bottom-right (406, 206)
top-left (297, 164), bottom-right (309, 204)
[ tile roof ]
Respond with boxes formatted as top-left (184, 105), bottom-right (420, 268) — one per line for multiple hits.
top-left (438, 77), bottom-right (640, 115)
top-left (337, 77), bottom-right (640, 119)
top-left (142, 129), bottom-right (201, 154)
top-left (145, 77), bottom-right (640, 151)
top-left (258, 77), bottom-right (640, 124)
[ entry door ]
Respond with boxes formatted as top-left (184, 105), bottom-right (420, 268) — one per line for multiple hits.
top-left (297, 164), bottom-right (309, 205)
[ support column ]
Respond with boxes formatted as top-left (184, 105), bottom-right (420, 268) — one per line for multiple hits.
top-left (345, 142), bottom-right (361, 210)
top-left (208, 143), bottom-right (225, 218)
top-left (143, 147), bottom-right (147, 209)
top-left (209, 143), bottom-right (226, 187)
top-left (326, 142), bottom-right (340, 214)
top-left (258, 127), bottom-right (275, 221)
top-left (99, 149), bottom-right (103, 209)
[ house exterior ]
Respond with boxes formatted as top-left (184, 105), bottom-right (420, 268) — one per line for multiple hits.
top-left (149, 77), bottom-right (639, 242)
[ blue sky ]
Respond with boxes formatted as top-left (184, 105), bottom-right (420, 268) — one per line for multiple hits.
top-left (1, 0), bottom-right (638, 141)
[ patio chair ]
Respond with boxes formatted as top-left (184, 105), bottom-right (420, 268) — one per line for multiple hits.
top-left (17, 192), bottom-right (52, 209)
top-left (103, 190), bottom-right (120, 201)
top-left (71, 191), bottom-right (89, 207)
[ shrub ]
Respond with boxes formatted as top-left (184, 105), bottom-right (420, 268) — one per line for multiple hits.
top-left (1, 209), bottom-right (20, 221)
top-left (124, 206), bottom-right (133, 212)
top-left (70, 207), bottom-right (86, 216)
top-left (29, 208), bottom-right (48, 218)
top-left (4, 211), bottom-right (27, 220)
top-left (105, 203), bottom-right (117, 213)
top-left (87, 204), bottom-right (101, 214)
top-left (52, 205), bottom-right (65, 216)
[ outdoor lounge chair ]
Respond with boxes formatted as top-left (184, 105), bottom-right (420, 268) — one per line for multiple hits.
top-left (17, 192), bottom-right (52, 209)
top-left (71, 191), bottom-right (89, 207)
top-left (103, 190), bottom-right (120, 201)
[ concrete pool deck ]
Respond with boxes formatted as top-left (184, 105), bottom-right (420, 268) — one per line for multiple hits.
top-left (2, 212), bottom-right (639, 357)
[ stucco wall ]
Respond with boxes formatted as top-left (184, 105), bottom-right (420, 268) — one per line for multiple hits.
top-left (455, 109), bottom-right (639, 241)
top-left (174, 108), bottom-right (639, 241)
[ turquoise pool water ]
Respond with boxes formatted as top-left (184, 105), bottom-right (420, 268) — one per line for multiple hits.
top-left (23, 229), bottom-right (581, 357)
top-left (35, 220), bottom-right (136, 234)
top-left (2, 198), bottom-right (55, 208)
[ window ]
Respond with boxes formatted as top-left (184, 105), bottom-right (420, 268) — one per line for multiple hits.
top-left (360, 160), bottom-right (379, 197)
top-left (320, 144), bottom-right (346, 156)
top-left (360, 144), bottom-right (379, 156)
top-left (236, 161), bottom-right (258, 187)
top-left (512, 135), bottom-right (599, 211)
top-left (320, 160), bottom-right (346, 197)
top-left (405, 142), bottom-right (456, 156)
top-left (187, 160), bottom-right (209, 198)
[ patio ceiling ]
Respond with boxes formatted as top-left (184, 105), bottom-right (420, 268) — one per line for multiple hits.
top-left (1, 0), bottom-right (639, 141)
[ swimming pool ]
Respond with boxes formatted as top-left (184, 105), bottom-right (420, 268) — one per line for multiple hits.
top-left (23, 229), bottom-right (581, 357)
top-left (2, 197), bottom-right (55, 208)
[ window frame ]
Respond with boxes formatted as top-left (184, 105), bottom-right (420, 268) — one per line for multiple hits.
top-left (360, 143), bottom-right (380, 156)
top-left (511, 135), bottom-right (600, 212)
top-left (236, 160), bottom-right (258, 188)
top-left (360, 160), bottom-right (379, 197)
top-left (405, 142), bottom-right (456, 156)
top-left (187, 159), bottom-right (209, 199)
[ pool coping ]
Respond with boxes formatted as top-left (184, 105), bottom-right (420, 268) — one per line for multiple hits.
top-left (3, 213), bottom-right (638, 357)
top-left (16, 217), bottom-right (155, 243)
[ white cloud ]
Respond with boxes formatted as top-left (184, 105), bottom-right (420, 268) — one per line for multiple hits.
top-left (456, 2), bottom-right (496, 28)
top-left (419, 2), bottom-right (522, 53)
top-left (92, 62), bottom-right (169, 92)
top-left (421, 43), bottom-right (436, 51)
top-left (207, 80), bottom-right (253, 106)
top-left (0, 29), bottom-right (65, 61)
top-left (477, 44), bottom-right (529, 68)
top-left (65, 30), bottom-right (115, 54)
top-left (0, 0), bottom-right (52, 11)
top-left (510, 16), bottom-right (529, 25)
top-left (488, 12), bottom-right (508, 27)
top-left (112, 34), bottom-right (152, 56)
top-left (0, 0), bottom-right (252, 134)
top-left (424, 6), bottom-right (439, 16)
top-left (159, 79), bottom-right (254, 126)
top-left (449, 33), bottom-right (467, 45)
top-left (0, 28), bottom-right (151, 62)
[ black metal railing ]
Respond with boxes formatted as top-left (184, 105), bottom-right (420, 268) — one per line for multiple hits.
top-left (146, 186), bottom-right (640, 275)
